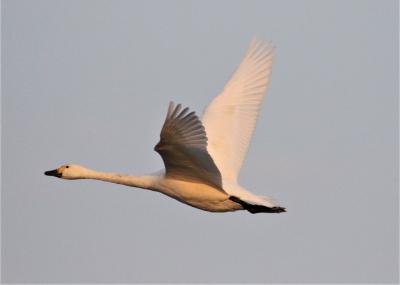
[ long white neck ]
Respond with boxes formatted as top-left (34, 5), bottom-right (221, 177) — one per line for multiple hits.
top-left (83, 169), bottom-right (159, 190)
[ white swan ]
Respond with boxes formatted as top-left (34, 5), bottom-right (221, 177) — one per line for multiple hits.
top-left (45, 38), bottom-right (286, 214)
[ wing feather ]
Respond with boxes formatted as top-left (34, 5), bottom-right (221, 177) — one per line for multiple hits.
top-left (202, 38), bottom-right (274, 183)
top-left (155, 102), bottom-right (224, 191)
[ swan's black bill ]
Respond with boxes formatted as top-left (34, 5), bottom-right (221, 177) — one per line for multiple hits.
top-left (44, 169), bottom-right (61, 178)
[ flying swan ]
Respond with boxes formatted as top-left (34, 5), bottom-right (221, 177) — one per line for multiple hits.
top-left (45, 38), bottom-right (286, 214)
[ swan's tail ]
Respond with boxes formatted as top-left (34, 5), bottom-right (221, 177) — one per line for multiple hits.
top-left (229, 196), bottom-right (286, 214)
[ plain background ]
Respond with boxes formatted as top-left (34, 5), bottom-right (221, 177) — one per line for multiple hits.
top-left (2, 0), bottom-right (398, 283)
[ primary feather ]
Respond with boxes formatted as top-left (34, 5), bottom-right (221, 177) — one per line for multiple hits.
top-left (202, 38), bottom-right (274, 184)
top-left (154, 102), bottom-right (224, 191)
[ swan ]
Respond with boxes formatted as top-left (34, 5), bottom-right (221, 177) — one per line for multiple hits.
top-left (45, 38), bottom-right (286, 214)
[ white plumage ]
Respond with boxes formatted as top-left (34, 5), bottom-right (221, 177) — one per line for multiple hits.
top-left (45, 38), bottom-right (285, 214)
top-left (203, 38), bottom-right (273, 183)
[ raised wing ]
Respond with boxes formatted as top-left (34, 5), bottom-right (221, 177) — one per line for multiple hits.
top-left (154, 102), bottom-right (223, 190)
top-left (202, 38), bottom-right (274, 183)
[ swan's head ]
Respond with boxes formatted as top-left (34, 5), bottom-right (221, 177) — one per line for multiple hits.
top-left (44, 164), bottom-right (89, 180)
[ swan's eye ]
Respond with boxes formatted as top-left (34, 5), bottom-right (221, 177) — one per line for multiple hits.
top-left (66, 166), bottom-right (69, 168)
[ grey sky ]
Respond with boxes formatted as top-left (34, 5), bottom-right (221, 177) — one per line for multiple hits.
top-left (2, 0), bottom-right (398, 283)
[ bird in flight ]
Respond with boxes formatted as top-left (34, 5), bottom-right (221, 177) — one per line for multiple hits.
top-left (45, 38), bottom-right (286, 214)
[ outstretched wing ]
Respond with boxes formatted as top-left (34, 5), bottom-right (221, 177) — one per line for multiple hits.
top-left (154, 102), bottom-right (223, 191)
top-left (202, 38), bottom-right (274, 183)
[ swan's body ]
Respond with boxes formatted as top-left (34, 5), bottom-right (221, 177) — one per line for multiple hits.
top-left (45, 39), bottom-right (286, 214)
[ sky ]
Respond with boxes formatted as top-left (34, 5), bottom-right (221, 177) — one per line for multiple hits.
top-left (2, 0), bottom-right (398, 283)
